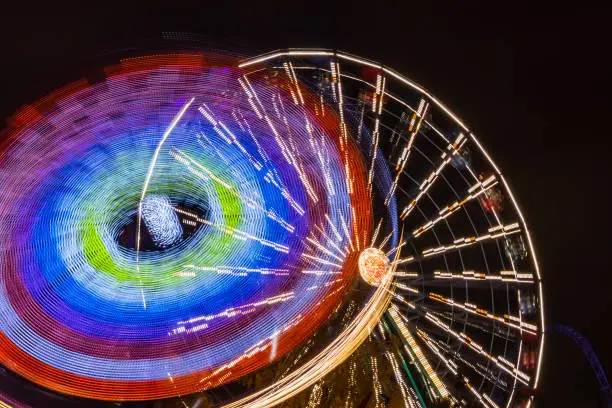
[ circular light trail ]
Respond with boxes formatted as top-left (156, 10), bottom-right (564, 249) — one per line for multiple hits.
top-left (0, 53), bottom-right (373, 400)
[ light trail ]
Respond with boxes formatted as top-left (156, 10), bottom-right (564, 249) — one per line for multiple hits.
top-left (136, 97), bottom-right (195, 309)
top-left (219, 259), bottom-right (393, 408)
top-left (176, 292), bottom-right (295, 327)
top-left (180, 265), bottom-right (291, 277)
top-left (386, 350), bottom-right (415, 408)
top-left (371, 356), bottom-right (384, 408)
top-left (170, 148), bottom-right (297, 231)
top-left (0, 48), bottom-right (545, 407)
top-left (172, 205), bottom-right (290, 253)
top-left (306, 235), bottom-right (346, 261)
top-left (389, 305), bottom-right (449, 399)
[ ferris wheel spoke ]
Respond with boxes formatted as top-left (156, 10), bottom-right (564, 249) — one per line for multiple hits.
top-left (419, 326), bottom-right (519, 395)
top-left (391, 294), bottom-right (514, 344)
top-left (416, 329), bottom-right (510, 408)
top-left (428, 269), bottom-right (536, 287)
top-left (385, 98), bottom-right (429, 205)
top-left (424, 308), bottom-right (519, 346)
top-left (394, 177), bottom-right (479, 260)
top-left (417, 329), bottom-right (517, 397)
top-left (329, 60), bottom-right (356, 199)
top-left (411, 174), bottom-right (498, 238)
top-left (382, 89), bottom-right (480, 183)
top-left (418, 222), bottom-right (521, 261)
top-left (366, 73), bottom-right (386, 190)
top-left (420, 311), bottom-right (531, 387)
top-left (301, 252), bottom-right (344, 269)
top-left (425, 292), bottom-right (538, 336)
top-left (387, 223), bottom-right (519, 267)
top-left (233, 109), bottom-right (275, 169)
top-left (198, 103), bottom-right (265, 172)
top-left (397, 132), bottom-right (468, 217)
top-left (313, 224), bottom-right (350, 258)
top-left (391, 281), bottom-right (421, 297)
top-left (416, 332), bottom-right (503, 408)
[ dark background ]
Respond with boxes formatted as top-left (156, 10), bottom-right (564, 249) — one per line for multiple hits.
top-left (0, 2), bottom-right (610, 407)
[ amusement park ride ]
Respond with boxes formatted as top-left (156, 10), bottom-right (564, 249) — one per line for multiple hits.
top-left (0, 47), bottom-right (602, 407)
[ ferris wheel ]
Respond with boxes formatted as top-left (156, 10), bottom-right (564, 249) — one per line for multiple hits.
top-left (0, 48), bottom-right (545, 408)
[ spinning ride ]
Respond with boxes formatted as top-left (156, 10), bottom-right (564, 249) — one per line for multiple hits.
top-left (0, 49), bottom-right (545, 408)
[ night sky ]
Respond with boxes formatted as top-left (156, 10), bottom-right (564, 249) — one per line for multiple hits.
top-left (0, 3), bottom-right (610, 407)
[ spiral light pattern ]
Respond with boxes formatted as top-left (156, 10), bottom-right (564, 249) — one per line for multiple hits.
top-left (0, 54), bottom-right (375, 400)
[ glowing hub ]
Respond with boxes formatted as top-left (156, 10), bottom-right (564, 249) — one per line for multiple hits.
top-left (358, 247), bottom-right (390, 286)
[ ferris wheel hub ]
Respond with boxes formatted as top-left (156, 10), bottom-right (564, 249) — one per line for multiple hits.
top-left (358, 247), bottom-right (390, 286)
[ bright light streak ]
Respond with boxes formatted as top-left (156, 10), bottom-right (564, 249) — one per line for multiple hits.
top-left (136, 96), bottom-right (194, 309)
top-left (389, 305), bottom-right (449, 399)
top-left (220, 267), bottom-right (393, 408)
